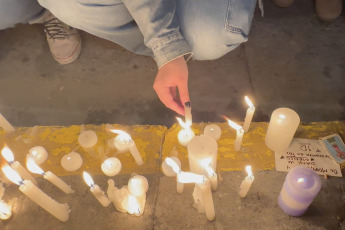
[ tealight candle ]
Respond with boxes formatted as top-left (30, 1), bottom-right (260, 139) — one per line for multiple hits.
top-left (83, 172), bottom-right (111, 207)
top-left (27, 158), bottom-right (74, 194)
top-left (265, 108), bottom-right (300, 153)
top-left (78, 130), bottom-right (98, 149)
top-left (110, 130), bottom-right (143, 165)
top-left (238, 166), bottom-right (255, 198)
top-left (1, 145), bottom-right (37, 185)
top-left (2, 165), bottom-right (70, 222)
top-left (203, 124), bottom-right (221, 141)
top-left (28, 146), bottom-right (48, 165)
top-left (101, 157), bottom-right (122, 176)
top-left (224, 116), bottom-right (244, 151)
top-left (243, 96), bottom-right (255, 133)
top-left (61, 152), bottom-right (83, 172)
top-left (176, 117), bottom-right (195, 147)
top-left (0, 113), bottom-right (15, 133)
top-left (278, 166), bottom-right (321, 216)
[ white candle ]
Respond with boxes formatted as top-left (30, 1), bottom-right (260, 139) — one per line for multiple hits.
top-left (110, 130), bottom-right (143, 165)
top-left (78, 130), bottom-right (98, 148)
top-left (243, 96), bottom-right (255, 133)
top-left (224, 117), bottom-right (244, 151)
top-left (101, 157), bottom-right (122, 176)
top-left (127, 175), bottom-right (149, 216)
top-left (205, 166), bottom-right (218, 191)
top-left (162, 157), bottom-right (184, 193)
top-left (203, 124), bottom-right (222, 141)
top-left (1, 145), bottom-right (37, 185)
top-left (184, 102), bottom-right (192, 125)
top-left (26, 158), bottom-right (74, 194)
top-left (2, 166), bottom-right (70, 222)
top-left (176, 117), bottom-right (195, 146)
top-left (0, 200), bottom-right (12, 220)
top-left (265, 108), bottom-right (300, 153)
top-left (83, 172), bottom-right (110, 207)
top-left (60, 151), bottom-right (83, 172)
top-left (28, 146), bottom-right (48, 165)
top-left (239, 166), bottom-right (255, 198)
top-left (0, 113), bottom-right (15, 133)
top-left (197, 178), bottom-right (215, 221)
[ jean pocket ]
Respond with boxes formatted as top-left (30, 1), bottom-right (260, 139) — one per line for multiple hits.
top-left (225, 0), bottom-right (257, 37)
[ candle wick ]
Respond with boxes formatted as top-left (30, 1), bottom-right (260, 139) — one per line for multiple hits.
top-left (19, 180), bottom-right (24, 186)
top-left (8, 161), bottom-right (13, 165)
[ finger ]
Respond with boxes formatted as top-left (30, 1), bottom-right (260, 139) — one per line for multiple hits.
top-left (169, 86), bottom-right (178, 102)
top-left (155, 87), bottom-right (184, 115)
top-left (177, 81), bottom-right (190, 105)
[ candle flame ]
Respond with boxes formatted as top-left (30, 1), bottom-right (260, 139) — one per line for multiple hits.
top-left (83, 171), bottom-right (94, 187)
top-left (1, 145), bottom-right (14, 162)
top-left (177, 172), bottom-right (205, 184)
top-left (244, 96), bottom-right (254, 108)
top-left (127, 195), bottom-right (140, 215)
top-left (165, 157), bottom-right (180, 174)
top-left (1, 165), bottom-right (22, 185)
top-left (205, 166), bottom-right (216, 177)
top-left (176, 117), bottom-right (191, 130)
top-left (109, 129), bottom-right (132, 141)
top-left (0, 201), bottom-right (12, 220)
top-left (26, 158), bottom-right (45, 175)
top-left (223, 115), bottom-right (242, 131)
top-left (245, 165), bottom-right (253, 177)
top-left (297, 178), bottom-right (304, 183)
top-left (199, 158), bottom-right (212, 168)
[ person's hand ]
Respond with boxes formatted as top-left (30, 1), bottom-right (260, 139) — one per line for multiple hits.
top-left (153, 56), bottom-right (190, 115)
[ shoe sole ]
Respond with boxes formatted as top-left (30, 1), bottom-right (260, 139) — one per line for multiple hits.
top-left (54, 40), bottom-right (81, 65)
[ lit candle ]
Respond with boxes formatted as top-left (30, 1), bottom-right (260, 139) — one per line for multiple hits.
top-left (109, 130), bottom-right (143, 165)
top-left (278, 166), bottom-right (321, 216)
top-left (176, 117), bottom-right (195, 147)
top-left (162, 157), bottom-right (184, 193)
top-left (203, 124), bottom-right (222, 141)
top-left (265, 108), bottom-right (300, 153)
top-left (238, 166), bottom-right (255, 198)
top-left (127, 175), bottom-right (149, 216)
top-left (195, 178), bottom-right (215, 221)
top-left (28, 146), bottom-right (48, 165)
top-left (205, 165), bottom-right (218, 191)
top-left (78, 130), bottom-right (98, 149)
top-left (0, 113), bottom-right (15, 133)
top-left (243, 96), bottom-right (255, 133)
top-left (101, 157), bottom-right (122, 176)
top-left (224, 116), bottom-right (244, 152)
top-left (1, 145), bottom-right (37, 185)
top-left (0, 200), bottom-right (12, 220)
top-left (26, 158), bottom-right (74, 194)
top-left (60, 151), bottom-right (83, 172)
top-left (2, 165), bottom-right (70, 222)
top-left (83, 172), bottom-right (111, 207)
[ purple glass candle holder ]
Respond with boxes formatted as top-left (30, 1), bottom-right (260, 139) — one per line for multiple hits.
top-left (278, 166), bottom-right (321, 216)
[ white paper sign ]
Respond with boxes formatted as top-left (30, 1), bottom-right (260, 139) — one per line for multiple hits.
top-left (275, 138), bottom-right (342, 177)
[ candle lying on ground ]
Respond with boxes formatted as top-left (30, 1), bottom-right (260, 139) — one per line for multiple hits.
top-left (78, 130), bottom-right (98, 148)
top-left (2, 165), bottom-right (70, 222)
top-left (243, 96), bottom-right (255, 133)
top-left (83, 172), bottom-right (110, 207)
top-left (0, 113), bottom-right (15, 133)
top-left (61, 151), bottom-right (83, 172)
top-left (1, 145), bottom-right (37, 185)
top-left (176, 117), bottom-right (195, 147)
top-left (239, 166), bottom-right (255, 198)
top-left (28, 146), bottom-right (48, 165)
top-left (203, 124), bottom-right (221, 141)
top-left (27, 158), bottom-right (74, 194)
top-left (265, 108), bottom-right (300, 153)
top-left (224, 116), bottom-right (244, 151)
top-left (162, 157), bottom-right (184, 193)
top-left (278, 166), bottom-right (321, 216)
top-left (101, 157), bottom-right (122, 176)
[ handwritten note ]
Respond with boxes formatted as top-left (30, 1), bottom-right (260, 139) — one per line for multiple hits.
top-left (275, 138), bottom-right (342, 177)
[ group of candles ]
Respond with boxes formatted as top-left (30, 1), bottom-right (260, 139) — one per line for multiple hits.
top-left (0, 95), bottom-right (323, 222)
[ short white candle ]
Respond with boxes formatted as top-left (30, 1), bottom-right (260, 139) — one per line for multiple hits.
top-left (78, 130), bottom-right (98, 148)
top-left (1, 145), bottom-right (37, 185)
top-left (224, 117), bottom-right (244, 151)
top-left (162, 157), bottom-right (184, 193)
top-left (203, 124), bottom-right (221, 141)
top-left (128, 175), bottom-right (149, 216)
top-left (0, 113), bottom-right (15, 133)
top-left (176, 117), bottom-right (195, 146)
top-left (26, 158), bottom-right (74, 194)
top-left (83, 172), bottom-right (111, 207)
top-left (205, 166), bottom-right (218, 191)
top-left (101, 157), bottom-right (122, 176)
top-left (60, 152), bottom-right (83, 172)
top-left (197, 178), bottom-right (215, 221)
top-left (265, 108), bottom-right (300, 153)
top-left (0, 200), bottom-right (12, 220)
top-left (243, 96), bottom-right (255, 133)
top-left (2, 166), bottom-right (70, 222)
top-left (28, 146), bottom-right (48, 165)
top-left (110, 130), bottom-right (143, 165)
top-left (239, 166), bottom-right (255, 198)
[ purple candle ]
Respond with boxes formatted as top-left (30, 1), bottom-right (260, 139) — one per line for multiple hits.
top-left (278, 166), bottom-right (321, 216)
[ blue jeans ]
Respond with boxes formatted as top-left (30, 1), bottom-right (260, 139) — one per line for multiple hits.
top-left (1, 0), bottom-right (257, 62)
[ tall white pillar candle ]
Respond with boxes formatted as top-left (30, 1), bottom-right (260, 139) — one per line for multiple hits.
top-left (265, 108), bottom-right (300, 153)
top-left (2, 166), bottom-right (70, 222)
top-left (238, 166), bottom-right (255, 198)
top-left (243, 96), bottom-right (255, 133)
top-left (83, 172), bottom-right (110, 207)
top-left (0, 113), bottom-right (15, 133)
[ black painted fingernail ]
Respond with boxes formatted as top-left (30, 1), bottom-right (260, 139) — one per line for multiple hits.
top-left (184, 102), bottom-right (191, 108)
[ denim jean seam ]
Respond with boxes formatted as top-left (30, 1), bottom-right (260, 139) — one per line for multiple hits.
top-left (224, 0), bottom-right (250, 37)
top-left (150, 31), bottom-right (183, 52)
